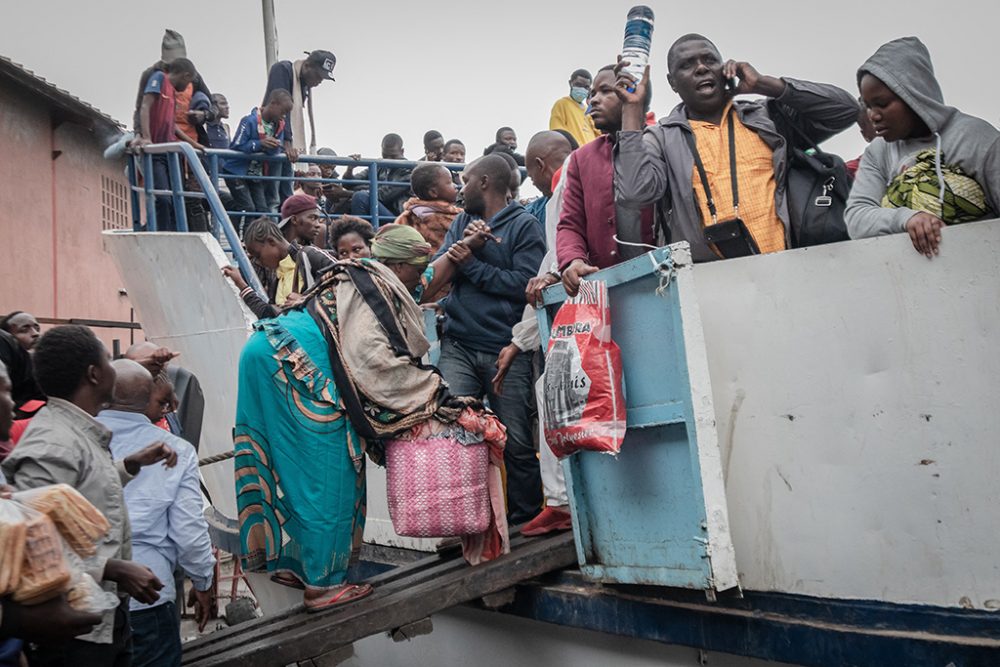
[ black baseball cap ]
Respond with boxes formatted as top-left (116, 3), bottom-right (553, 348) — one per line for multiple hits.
top-left (304, 50), bottom-right (336, 80)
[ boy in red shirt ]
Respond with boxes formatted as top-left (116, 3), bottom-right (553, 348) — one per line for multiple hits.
top-left (135, 57), bottom-right (198, 231)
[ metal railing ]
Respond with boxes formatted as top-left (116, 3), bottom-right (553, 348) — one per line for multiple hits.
top-left (125, 144), bottom-right (468, 296)
top-left (202, 149), bottom-right (455, 227)
top-left (126, 143), bottom-right (264, 294)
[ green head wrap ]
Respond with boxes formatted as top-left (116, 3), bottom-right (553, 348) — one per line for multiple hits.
top-left (371, 224), bottom-right (433, 266)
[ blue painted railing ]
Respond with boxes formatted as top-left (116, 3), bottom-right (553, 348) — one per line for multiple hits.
top-left (126, 142), bottom-right (264, 295)
top-left (127, 146), bottom-right (465, 228)
top-left (124, 144), bottom-right (467, 297)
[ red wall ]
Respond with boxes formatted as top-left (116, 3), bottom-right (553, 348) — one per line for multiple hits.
top-left (0, 78), bottom-right (138, 351)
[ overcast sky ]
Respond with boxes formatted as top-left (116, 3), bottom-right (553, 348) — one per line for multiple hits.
top-left (2, 0), bottom-right (997, 165)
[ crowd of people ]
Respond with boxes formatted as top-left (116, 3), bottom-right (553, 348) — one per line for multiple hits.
top-left (0, 324), bottom-right (212, 667)
top-left (0, 25), bottom-right (998, 667)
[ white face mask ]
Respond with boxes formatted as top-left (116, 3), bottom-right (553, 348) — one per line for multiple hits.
top-left (570, 86), bottom-right (589, 103)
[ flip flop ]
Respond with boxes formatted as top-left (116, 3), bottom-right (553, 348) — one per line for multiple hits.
top-left (270, 572), bottom-right (305, 590)
top-left (304, 583), bottom-right (373, 613)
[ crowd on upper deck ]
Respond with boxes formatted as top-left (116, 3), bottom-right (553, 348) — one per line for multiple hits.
top-left (0, 23), bottom-right (998, 667)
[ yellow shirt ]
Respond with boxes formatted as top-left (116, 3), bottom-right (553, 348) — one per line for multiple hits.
top-left (689, 104), bottom-right (786, 254)
top-left (550, 96), bottom-right (599, 147)
top-left (275, 254), bottom-right (296, 305)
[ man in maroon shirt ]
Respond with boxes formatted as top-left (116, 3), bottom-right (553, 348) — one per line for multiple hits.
top-left (556, 65), bottom-right (656, 296)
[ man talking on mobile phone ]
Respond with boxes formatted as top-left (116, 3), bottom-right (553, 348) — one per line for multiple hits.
top-left (614, 34), bottom-right (857, 262)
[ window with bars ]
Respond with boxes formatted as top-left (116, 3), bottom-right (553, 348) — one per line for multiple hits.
top-left (101, 174), bottom-right (130, 230)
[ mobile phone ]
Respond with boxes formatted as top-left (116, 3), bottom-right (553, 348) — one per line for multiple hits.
top-left (725, 76), bottom-right (738, 94)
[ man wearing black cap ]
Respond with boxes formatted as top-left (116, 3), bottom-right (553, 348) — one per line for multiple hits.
top-left (263, 49), bottom-right (337, 210)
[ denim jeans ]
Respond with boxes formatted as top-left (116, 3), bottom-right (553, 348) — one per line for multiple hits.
top-left (349, 190), bottom-right (393, 228)
top-left (131, 601), bottom-right (182, 667)
top-left (268, 159), bottom-right (294, 213)
top-left (437, 337), bottom-right (542, 524)
top-left (185, 199), bottom-right (210, 233)
top-left (228, 178), bottom-right (270, 237)
top-left (151, 154), bottom-right (175, 231)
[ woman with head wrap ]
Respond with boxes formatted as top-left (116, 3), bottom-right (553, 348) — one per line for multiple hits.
top-left (370, 223), bottom-right (459, 302)
top-left (234, 224), bottom-right (511, 604)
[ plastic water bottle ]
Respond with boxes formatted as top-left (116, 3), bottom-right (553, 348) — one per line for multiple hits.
top-left (621, 5), bottom-right (655, 93)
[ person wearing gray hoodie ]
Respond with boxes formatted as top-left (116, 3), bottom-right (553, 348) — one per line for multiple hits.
top-left (846, 37), bottom-right (1000, 257)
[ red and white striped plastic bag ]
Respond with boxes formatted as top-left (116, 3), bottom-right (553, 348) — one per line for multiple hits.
top-left (542, 280), bottom-right (626, 457)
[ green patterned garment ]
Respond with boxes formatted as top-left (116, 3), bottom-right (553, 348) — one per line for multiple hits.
top-left (882, 149), bottom-right (991, 224)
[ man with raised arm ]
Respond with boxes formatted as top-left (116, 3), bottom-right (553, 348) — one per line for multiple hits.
top-left (556, 65), bottom-right (656, 297)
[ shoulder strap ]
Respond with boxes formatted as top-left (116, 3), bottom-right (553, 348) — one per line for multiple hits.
top-left (344, 264), bottom-right (412, 359)
top-left (305, 298), bottom-right (380, 441)
top-left (727, 110), bottom-right (738, 216)
top-left (683, 107), bottom-right (739, 223)
top-left (771, 103), bottom-right (822, 153)
top-left (683, 130), bottom-right (717, 222)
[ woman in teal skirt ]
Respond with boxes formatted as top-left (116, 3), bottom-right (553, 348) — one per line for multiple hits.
top-left (233, 227), bottom-right (493, 611)
top-left (234, 308), bottom-right (372, 611)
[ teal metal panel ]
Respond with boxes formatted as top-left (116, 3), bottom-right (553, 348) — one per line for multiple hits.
top-left (539, 246), bottom-right (736, 590)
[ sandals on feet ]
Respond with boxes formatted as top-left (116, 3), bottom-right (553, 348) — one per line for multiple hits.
top-left (304, 583), bottom-right (373, 613)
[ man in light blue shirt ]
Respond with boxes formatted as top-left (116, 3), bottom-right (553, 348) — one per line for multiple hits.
top-left (98, 360), bottom-right (215, 667)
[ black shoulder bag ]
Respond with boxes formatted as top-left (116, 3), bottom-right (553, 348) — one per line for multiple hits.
top-left (683, 109), bottom-right (760, 259)
top-left (775, 109), bottom-right (851, 247)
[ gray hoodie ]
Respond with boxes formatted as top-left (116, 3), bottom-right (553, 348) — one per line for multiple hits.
top-left (615, 78), bottom-right (858, 262)
top-left (845, 37), bottom-right (1000, 238)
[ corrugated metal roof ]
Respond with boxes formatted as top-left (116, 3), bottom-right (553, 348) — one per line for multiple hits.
top-left (0, 54), bottom-right (125, 136)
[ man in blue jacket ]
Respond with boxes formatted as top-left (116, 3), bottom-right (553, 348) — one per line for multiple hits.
top-left (434, 155), bottom-right (546, 524)
top-left (225, 89), bottom-right (294, 224)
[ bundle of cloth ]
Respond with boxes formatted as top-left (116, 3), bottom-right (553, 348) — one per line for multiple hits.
top-left (311, 259), bottom-right (510, 564)
top-left (236, 256), bottom-right (508, 605)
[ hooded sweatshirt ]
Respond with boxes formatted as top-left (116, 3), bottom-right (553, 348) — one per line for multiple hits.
top-left (845, 37), bottom-right (1000, 238)
top-left (433, 201), bottom-right (546, 355)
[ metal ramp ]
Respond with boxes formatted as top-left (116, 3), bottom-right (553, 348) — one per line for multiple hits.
top-left (181, 530), bottom-right (575, 666)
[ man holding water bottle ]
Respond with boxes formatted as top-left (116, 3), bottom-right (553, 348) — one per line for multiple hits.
top-left (614, 33), bottom-right (857, 262)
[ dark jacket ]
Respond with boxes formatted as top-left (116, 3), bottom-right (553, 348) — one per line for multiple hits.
top-left (0, 330), bottom-right (43, 408)
top-left (224, 108), bottom-right (288, 176)
top-left (133, 62), bottom-right (216, 132)
top-left (166, 366), bottom-right (204, 451)
top-left (482, 142), bottom-right (525, 166)
top-left (240, 245), bottom-right (337, 320)
top-left (377, 165), bottom-right (414, 216)
top-left (556, 134), bottom-right (654, 270)
top-left (615, 77), bottom-right (857, 262)
top-left (433, 201), bottom-right (546, 354)
top-left (263, 60), bottom-right (308, 145)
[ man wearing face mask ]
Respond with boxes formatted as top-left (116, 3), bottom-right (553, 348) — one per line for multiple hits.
top-left (550, 69), bottom-right (599, 147)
